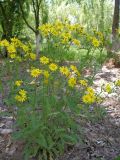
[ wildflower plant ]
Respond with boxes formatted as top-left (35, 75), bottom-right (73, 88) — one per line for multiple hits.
top-left (4, 52), bottom-right (118, 160)
top-left (0, 32), bottom-right (119, 160)
top-left (38, 20), bottom-right (105, 61)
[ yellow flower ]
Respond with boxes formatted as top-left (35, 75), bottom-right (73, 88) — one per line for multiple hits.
top-left (9, 53), bottom-right (16, 59)
top-left (105, 84), bottom-right (112, 93)
top-left (7, 44), bottom-right (16, 53)
top-left (51, 30), bottom-right (59, 36)
top-left (22, 45), bottom-right (29, 52)
top-left (40, 56), bottom-right (49, 64)
top-left (49, 63), bottom-right (58, 71)
top-left (0, 39), bottom-right (9, 47)
top-left (39, 23), bottom-right (52, 36)
top-left (29, 53), bottom-right (36, 60)
top-left (60, 66), bottom-right (70, 77)
top-left (19, 89), bottom-right (27, 97)
top-left (115, 80), bottom-right (120, 86)
top-left (11, 37), bottom-right (22, 47)
top-left (43, 70), bottom-right (50, 78)
top-left (61, 32), bottom-right (71, 39)
top-left (70, 65), bottom-right (80, 76)
top-left (15, 89), bottom-right (27, 102)
top-left (92, 37), bottom-right (100, 47)
top-left (15, 95), bottom-right (27, 102)
top-left (30, 68), bottom-right (42, 78)
top-left (70, 65), bottom-right (77, 71)
top-left (68, 77), bottom-right (76, 87)
top-left (87, 87), bottom-right (95, 95)
top-left (79, 80), bottom-right (88, 87)
top-left (61, 32), bottom-right (71, 44)
top-left (61, 37), bottom-right (69, 44)
top-left (72, 39), bottom-right (81, 46)
top-left (67, 25), bottom-right (75, 31)
top-left (15, 80), bottom-right (23, 87)
top-left (82, 94), bottom-right (96, 104)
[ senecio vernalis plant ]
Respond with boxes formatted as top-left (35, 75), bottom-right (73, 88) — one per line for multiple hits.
top-left (0, 35), bottom-right (120, 160)
top-left (38, 20), bottom-right (104, 48)
top-left (38, 20), bottom-right (105, 58)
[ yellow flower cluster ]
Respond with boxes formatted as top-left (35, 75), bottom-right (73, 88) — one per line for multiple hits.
top-left (79, 80), bottom-right (88, 87)
top-left (29, 53), bottom-right (36, 60)
top-left (92, 37), bottom-right (100, 47)
top-left (70, 65), bottom-right (80, 76)
top-left (15, 89), bottom-right (27, 102)
top-left (82, 87), bottom-right (96, 104)
top-left (7, 44), bottom-right (16, 53)
top-left (39, 20), bottom-right (103, 49)
top-left (72, 39), bottom-right (81, 46)
top-left (15, 80), bottom-right (23, 87)
top-left (0, 39), bottom-right (9, 47)
top-left (68, 77), bottom-right (77, 87)
top-left (0, 38), bottom-right (35, 61)
top-left (30, 56), bottom-right (81, 88)
top-left (9, 50), bottom-right (117, 108)
top-left (28, 56), bottom-right (97, 104)
top-left (39, 21), bottom-right (82, 46)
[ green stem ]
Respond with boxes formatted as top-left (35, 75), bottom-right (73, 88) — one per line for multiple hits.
top-left (34, 83), bottom-right (38, 109)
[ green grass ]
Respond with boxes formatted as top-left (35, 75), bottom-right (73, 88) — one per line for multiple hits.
top-left (114, 156), bottom-right (120, 160)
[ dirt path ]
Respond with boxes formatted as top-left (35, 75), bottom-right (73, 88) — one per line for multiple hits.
top-left (0, 65), bottom-right (120, 160)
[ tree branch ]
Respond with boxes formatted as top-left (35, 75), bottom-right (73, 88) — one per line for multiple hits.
top-left (38, 0), bottom-right (42, 8)
top-left (32, 0), bottom-right (41, 30)
top-left (32, 0), bottom-right (37, 20)
top-left (19, 1), bottom-right (36, 33)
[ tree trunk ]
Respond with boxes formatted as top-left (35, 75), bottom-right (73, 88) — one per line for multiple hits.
top-left (112, 0), bottom-right (120, 37)
top-left (99, 0), bottom-right (105, 32)
top-left (106, 0), bottom-right (120, 57)
top-left (35, 31), bottom-right (41, 56)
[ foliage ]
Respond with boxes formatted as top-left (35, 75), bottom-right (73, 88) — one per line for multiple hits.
top-left (0, 37), bottom-right (120, 159)
top-left (114, 156), bottom-right (120, 160)
top-left (0, 0), bottom-right (27, 39)
top-left (49, 0), bottom-right (113, 32)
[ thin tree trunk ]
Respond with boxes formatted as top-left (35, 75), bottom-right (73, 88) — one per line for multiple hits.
top-left (35, 31), bottom-right (41, 56)
top-left (106, 0), bottom-right (120, 56)
top-left (112, 0), bottom-right (119, 37)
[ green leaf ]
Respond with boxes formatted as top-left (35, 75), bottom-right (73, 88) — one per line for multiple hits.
top-left (37, 133), bottom-right (48, 149)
